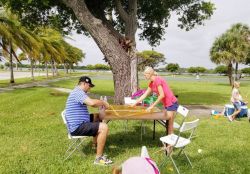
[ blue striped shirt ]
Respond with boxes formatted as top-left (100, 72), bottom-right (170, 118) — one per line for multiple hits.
top-left (65, 86), bottom-right (90, 133)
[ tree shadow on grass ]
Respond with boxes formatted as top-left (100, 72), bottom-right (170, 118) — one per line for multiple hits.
top-left (81, 121), bottom-right (165, 157)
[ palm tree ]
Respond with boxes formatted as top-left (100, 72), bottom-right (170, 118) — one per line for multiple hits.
top-left (61, 40), bottom-right (84, 74)
top-left (227, 24), bottom-right (250, 80)
top-left (210, 23), bottom-right (250, 85)
top-left (0, 10), bottom-right (41, 83)
top-left (37, 27), bottom-right (68, 77)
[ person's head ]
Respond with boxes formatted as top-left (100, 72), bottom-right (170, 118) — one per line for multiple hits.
top-left (78, 76), bottom-right (95, 92)
top-left (143, 66), bottom-right (157, 80)
top-left (233, 81), bottom-right (240, 89)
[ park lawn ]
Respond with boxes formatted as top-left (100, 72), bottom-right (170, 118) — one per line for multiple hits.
top-left (0, 79), bottom-right (250, 173)
top-left (49, 75), bottom-right (250, 107)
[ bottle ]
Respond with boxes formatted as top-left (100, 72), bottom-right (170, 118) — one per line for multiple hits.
top-left (100, 96), bottom-right (103, 100)
top-left (104, 96), bottom-right (107, 102)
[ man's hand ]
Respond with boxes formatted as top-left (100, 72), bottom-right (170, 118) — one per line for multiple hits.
top-left (103, 101), bottom-right (110, 109)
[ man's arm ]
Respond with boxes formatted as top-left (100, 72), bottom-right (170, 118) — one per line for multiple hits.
top-left (84, 97), bottom-right (109, 108)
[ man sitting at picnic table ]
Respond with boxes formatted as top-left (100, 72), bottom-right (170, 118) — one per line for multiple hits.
top-left (65, 76), bottom-right (113, 165)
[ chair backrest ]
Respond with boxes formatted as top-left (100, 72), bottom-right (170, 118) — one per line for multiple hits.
top-left (179, 119), bottom-right (200, 140)
top-left (174, 105), bottom-right (189, 130)
top-left (61, 110), bottom-right (67, 124)
top-left (180, 119), bottom-right (200, 132)
top-left (177, 105), bottom-right (189, 117)
top-left (61, 110), bottom-right (72, 139)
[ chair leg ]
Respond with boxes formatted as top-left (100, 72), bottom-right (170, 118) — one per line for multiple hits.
top-left (140, 121), bottom-right (143, 141)
top-left (65, 139), bottom-right (78, 154)
top-left (64, 139), bottom-right (85, 161)
top-left (182, 150), bottom-right (193, 168)
top-left (170, 155), bottom-right (181, 174)
top-left (153, 120), bottom-right (156, 140)
top-left (177, 148), bottom-right (183, 157)
top-left (124, 120), bottom-right (128, 132)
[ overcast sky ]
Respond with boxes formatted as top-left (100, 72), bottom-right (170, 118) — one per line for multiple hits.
top-left (65, 0), bottom-right (250, 69)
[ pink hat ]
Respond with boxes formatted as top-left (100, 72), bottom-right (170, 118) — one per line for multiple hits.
top-left (122, 157), bottom-right (160, 174)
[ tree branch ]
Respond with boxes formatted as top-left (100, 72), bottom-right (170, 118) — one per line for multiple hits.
top-left (114, 0), bottom-right (129, 23)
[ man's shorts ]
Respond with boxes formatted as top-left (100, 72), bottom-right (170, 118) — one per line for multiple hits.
top-left (233, 102), bottom-right (241, 111)
top-left (165, 101), bottom-right (179, 111)
top-left (71, 114), bottom-right (99, 137)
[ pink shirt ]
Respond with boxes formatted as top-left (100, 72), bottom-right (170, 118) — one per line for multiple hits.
top-left (149, 76), bottom-right (177, 107)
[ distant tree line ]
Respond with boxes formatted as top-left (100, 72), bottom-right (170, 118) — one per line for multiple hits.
top-left (3, 63), bottom-right (110, 70)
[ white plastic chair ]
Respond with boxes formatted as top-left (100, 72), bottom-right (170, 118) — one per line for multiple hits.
top-left (153, 105), bottom-right (189, 139)
top-left (159, 119), bottom-right (200, 174)
top-left (61, 110), bottom-right (88, 161)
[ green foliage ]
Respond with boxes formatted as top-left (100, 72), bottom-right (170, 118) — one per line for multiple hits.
top-left (0, 64), bottom-right (4, 69)
top-left (214, 65), bottom-right (228, 74)
top-left (2, 0), bottom-right (215, 46)
top-left (241, 67), bottom-right (250, 74)
top-left (137, 50), bottom-right (165, 71)
top-left (166, 63), bottom-right (180, 73)
top-left (94, 64), bottom-right (110, 70)
top-left (187, 66), bottom-right (207, 73)
top-left (210, 23), bottom-right (250, 65)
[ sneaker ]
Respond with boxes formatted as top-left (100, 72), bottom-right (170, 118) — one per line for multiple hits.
top-left (94, 155), bottom-right (113, 166)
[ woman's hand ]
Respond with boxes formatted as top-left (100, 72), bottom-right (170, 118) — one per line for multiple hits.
top-left (129, 102), bottom-right (137, 108)
top-left (146, 105), bottom-right (154, 112)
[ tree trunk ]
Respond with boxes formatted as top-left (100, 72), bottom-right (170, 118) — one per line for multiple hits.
top-left (127, 0), bottom-right (138, 94)
top-left (64, 63), bottom-right (68, 74)
top-left (63, 0), bottom-right (132, 104)
top-left (9, 44), bottom-right (14, 83)
top-left (55, 63), bottom-right (58, 76)
top-left (235, 62), bottom-right (238, 81)
top-left (116, 0), bottom-right (138, 94)
top-left (30, 59), bottom-right (34, 80)
top-left (228, 62), bottom-right (233, 86)
top-left (45, 62), bottom-right (48, 78)
top-left (51, 60), bottom-right (55, 77)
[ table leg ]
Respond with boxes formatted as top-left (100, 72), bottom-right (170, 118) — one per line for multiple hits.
top-left (153, 120), bottom-right (156, 140)
top-left (165, 120), bottom-right (169, 135)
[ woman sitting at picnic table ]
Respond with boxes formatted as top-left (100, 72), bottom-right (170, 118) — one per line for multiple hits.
top-left (131, 66), bottom-right (179, 137)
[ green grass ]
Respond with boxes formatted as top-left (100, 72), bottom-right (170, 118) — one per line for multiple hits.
top-left (50, 75), bottom-right (250, 106)
top-left (0, 75), bottom-right (250, 173)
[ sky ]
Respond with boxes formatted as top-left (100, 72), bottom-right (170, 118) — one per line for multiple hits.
top-left (65, 0), bottom-right (250, 69)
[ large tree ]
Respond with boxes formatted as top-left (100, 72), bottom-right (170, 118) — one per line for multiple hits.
top-left (2, 0), bottom-right (215, 103)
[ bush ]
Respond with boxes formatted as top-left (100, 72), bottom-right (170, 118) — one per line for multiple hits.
top-left (241, 67), bottom-right (250, 74)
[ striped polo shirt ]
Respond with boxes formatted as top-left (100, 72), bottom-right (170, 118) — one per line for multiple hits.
top-left (65, 86), bottom-right (90, 133)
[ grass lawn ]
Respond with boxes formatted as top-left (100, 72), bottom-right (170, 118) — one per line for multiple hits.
top-left (0, 75), bottom-right (250, 174)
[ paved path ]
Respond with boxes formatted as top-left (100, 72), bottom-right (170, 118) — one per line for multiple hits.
top-left (0, 71), bottom-right (50, 80)
top-left (0, 76), bottom-right (75, 93)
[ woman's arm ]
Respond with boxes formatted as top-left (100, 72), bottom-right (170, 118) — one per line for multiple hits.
top-left (147, 85), bottom-right (164, 110)
top-left (132, 87), bottom-right (152, 106)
